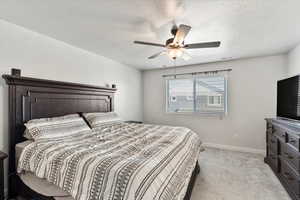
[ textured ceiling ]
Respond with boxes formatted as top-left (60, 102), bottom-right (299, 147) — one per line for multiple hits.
top-left (0, 0), bottom-right (300, 70)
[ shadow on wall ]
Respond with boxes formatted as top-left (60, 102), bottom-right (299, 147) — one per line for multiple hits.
top-left (0, 76), bottom-right (9, 153)
top-left (0, 71), bottom-right (9, 191)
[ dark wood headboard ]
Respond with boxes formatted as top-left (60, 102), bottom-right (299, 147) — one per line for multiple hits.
top-left (2, 73), bottom-right (116, 197)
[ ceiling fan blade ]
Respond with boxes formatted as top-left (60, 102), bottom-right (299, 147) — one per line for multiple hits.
top-left (148, 51), bottom-right (166, 59)
top-left (184, 41), bottom-right (221, 49)
top-left (181, 50), bottom-right (191, 61)
top-left (134, 41), bottom-right (165, 47)
top-left (173, 24), bottom-right (191, 45)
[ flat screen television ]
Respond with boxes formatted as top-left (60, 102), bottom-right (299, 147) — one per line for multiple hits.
top-left (277, 75), bottom-right (300, 120)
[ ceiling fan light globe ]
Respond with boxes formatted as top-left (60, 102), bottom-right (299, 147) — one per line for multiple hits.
top-left (167, 48), bottom-right (183, 59)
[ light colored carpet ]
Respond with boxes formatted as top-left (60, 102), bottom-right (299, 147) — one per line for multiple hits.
top-left (191, 147), bottom-right (291, 200)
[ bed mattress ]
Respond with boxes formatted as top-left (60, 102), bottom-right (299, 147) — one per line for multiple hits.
top-left (17, 140), bottom-right (196, 200)
top-left (17, 123), bottom-right (201, 200)
top-left (16, 140), bottom-right (71, 198)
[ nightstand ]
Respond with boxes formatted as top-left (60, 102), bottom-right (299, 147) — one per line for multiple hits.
top-left (0, 152), bottom-right (7, 200)
top-left (125, 121), bottom-right (143, 124)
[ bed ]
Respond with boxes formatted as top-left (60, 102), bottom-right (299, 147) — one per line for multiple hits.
top-left (2, 70), bottom-right (201, 200)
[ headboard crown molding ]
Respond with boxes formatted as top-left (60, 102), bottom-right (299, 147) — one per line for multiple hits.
top-left (2, 74), bottom-right (117, 92)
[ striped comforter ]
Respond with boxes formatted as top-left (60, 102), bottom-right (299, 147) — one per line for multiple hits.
top-left (18, 122), bottom-right (201, 200)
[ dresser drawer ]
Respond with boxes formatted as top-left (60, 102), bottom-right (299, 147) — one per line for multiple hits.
top-left (283, 143), bottom-right (300, 172)
top-left (266, 119), bottom-right (300, 200)
top-left (268, 132), bottom-right (278, 155)
top-left (287, 132), bottom-right (300, 151)
top-left (281, 160), bottom-right (300, 196)
top-left (268, 152), bottom-right (279, 173)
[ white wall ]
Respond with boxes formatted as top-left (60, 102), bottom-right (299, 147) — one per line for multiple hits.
top-left (288, 43), bottom-right (300, 76)
top-left (0, 20), bottom-right (143, 191)
top-left (143, 55), bottom-right (287, 152)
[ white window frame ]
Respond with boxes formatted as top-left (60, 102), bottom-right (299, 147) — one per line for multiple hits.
top-left (166, 77), bottom-right (194, 113)
top-left (207, 95), bottom-right (222, 107)
top-left (165, 75), bottom-right (228, 115)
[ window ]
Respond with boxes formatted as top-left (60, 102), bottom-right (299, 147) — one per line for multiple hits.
top-left (166, 76), bottom-right (227, 114)
top-left (207, 95), bottom-right (222, 107)
top-left (167, 79), bottom-right (194, 113)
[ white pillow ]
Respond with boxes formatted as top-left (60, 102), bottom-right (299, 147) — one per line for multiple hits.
top-left (24, 114), bottom-right (90, 140)
top-left (23, 129), bottom-right (33, 140)
top-left (83, 112), bottom-right (122, 128)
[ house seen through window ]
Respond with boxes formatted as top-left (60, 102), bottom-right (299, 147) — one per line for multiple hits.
top-left (166, 76), bottom-right (227, 114)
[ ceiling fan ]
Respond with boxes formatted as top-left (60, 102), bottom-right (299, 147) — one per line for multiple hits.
top-left (134, 24), bottom-right (221, 60)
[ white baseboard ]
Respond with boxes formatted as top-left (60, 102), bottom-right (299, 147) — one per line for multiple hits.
top-left (202, 142), bottom-right (266, 155)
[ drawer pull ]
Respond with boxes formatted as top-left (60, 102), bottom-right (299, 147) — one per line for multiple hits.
top-left (289, 139), bottom-right (297, 144)
top-left (283, 172), bottom-right (295, 181)
top-left (272, 129), bottom-right (275, 133)
top-left (284, 172), bottom-right (290, 176)
top-left (270, 140), bottom-right (276, 144)
top-left (288, 177), bottom-right (295, 181)
top-left (284, 152), bottom-right (294, 159)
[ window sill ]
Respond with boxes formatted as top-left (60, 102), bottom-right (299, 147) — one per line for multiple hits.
top-left (165, 111), bottom-right (226, 118)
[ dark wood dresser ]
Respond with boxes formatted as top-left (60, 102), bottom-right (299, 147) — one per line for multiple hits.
top-left (265, 118), bottom-right (300, 200)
